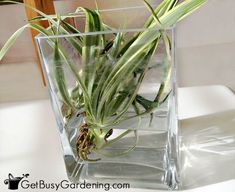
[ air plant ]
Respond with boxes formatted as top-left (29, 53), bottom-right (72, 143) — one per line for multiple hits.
top-left (0, 0), bottom-right (207, 161)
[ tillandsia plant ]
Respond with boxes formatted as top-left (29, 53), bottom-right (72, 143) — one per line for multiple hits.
top-left (0, 0), bottom-right (207, 161)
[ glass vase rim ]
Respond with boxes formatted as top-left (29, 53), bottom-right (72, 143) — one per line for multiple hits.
top-left (35, 25), bottom-right (175, 40)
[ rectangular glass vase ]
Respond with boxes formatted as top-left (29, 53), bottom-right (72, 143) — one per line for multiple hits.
top-left (36, 6), bottom-right (179, 190)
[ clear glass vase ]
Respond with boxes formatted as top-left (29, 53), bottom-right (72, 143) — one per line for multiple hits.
top-left (36, 6), bottom-right (179, 190)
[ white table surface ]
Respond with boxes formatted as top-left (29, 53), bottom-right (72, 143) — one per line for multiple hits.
top-left (0, 85), bottom-right (235, 192)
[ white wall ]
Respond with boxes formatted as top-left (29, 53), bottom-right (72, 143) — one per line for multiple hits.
top-left (176, 0), bottom-right (235, 89)
top-left (0, 0), bottom-right (235, 89)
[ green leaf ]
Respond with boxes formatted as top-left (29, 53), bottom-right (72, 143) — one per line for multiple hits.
top-left (160, 0), bottom-right (207, 27)
top-left (162, 32), bottom-right (171, 60)
top-left (144, 0), bottom-right (178, 28)
top-left (54, 42), bottom-right (73, 107)
top-left (91, 62), bottom-right (112, 120)
top-left (135, 95), bottom-right (154, 111)
top-left (118, 34), bottom-right (138, 57)
top-left (57, 47), bottom-right (95, 120)
top-left (111, 40), bottom-right (160, 123)
top-left (3, 1), bottom-right (83, 55)
top-left (52, 16), bottom-right (73, 108)
top-left (61, 20), bottom-right (83, 52)
top-left (75, 7), bottom-right (104, 97)
top-left (143, 0), bottom-right (162, 28)
top-left (99, 30), bottom-right (161, 108)
top-left (109, 33), bottom-right (123, 59)
top-left (0, 24), bottom-right (29, 60)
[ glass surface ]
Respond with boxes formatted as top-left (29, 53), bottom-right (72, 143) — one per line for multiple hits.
top-left (36, 7), bottom-right (179, 190)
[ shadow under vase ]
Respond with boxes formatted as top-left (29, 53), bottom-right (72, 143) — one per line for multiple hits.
top-left (180, 109), bottom-right (235, 189)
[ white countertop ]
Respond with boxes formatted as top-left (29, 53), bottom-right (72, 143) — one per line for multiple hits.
top-left (0, 85), bottom-right (235, 192)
